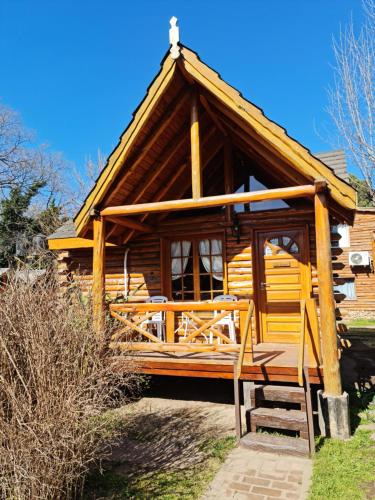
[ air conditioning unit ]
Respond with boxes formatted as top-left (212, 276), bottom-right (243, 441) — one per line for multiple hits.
top-left (349, 251), bottom-right (371, 267)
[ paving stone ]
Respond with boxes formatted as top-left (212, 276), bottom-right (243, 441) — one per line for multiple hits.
top-left (251, 485), bottom-right (282, 497)
top-left (242, 476), bottom-right (271, 487)
top-left (202, 448), bottom-right (312, 500)
top-left (229, 482), bottom-right (251, 493)
top-left (271, 481), bottom-right (298, 491)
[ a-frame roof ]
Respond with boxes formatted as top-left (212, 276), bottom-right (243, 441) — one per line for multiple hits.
top-left (73, 44), bottom-right (356, 238)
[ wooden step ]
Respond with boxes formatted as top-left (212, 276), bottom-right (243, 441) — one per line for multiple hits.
top-left (240, 432), bottom-right (310, 457)
top-left (250, 407), bottom-right (308, 435)
top-left (252, 384), bottom-right (306, 404)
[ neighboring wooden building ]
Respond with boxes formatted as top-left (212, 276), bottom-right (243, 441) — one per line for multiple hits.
top-left (312, 151), bottom-right (375, 320)
top-left (48, 37), bottom-right (357, 444)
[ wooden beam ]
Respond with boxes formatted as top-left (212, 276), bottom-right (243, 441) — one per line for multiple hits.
top-left (105, 90), bottom-right (190, 204)
top-left (48, 237), bottom-right (116, 250)
top-left (92, 217), bottom-right (106, 337)
top-left (224, 139), bottom-right (234, 221)
top-left (105, 216), bottom-right (153, 233)
top-left (122, 126), bottom-right (219, 243)
top-left (101, 184), bottom-right (317, 217)
top-left (200, 94), bottom-right (228, 136)
top-left (314, 188), bottom-right (342, 396)
top-left (190, 90), bottom-right (202, 199)
top-left (125, 127), bottom-right (189, 206)
top-left (75, 57), bottom-right (177, 236)
top-left (122, 162), bottom-right (188, 244)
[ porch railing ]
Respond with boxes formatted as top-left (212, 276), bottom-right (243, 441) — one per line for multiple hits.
top-left (109, 300), bottom-right (254, 353)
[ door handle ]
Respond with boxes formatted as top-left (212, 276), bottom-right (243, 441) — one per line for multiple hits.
top-left (260, 282), bottom-right (270, 290)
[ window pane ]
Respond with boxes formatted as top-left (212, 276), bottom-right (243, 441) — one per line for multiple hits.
top-left (213, 274), bottom-right (223, 286)
top-left (200, 274), bottom-right (211, 292)
top-left (334, 279), bottom-right (356, 299)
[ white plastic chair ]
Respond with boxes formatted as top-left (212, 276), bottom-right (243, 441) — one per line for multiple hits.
top-left (212, 294), bottom-right (238, 343)
top-left (141, 296), bottom-right (168, 341)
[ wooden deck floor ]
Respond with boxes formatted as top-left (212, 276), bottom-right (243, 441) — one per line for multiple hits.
top-left (112, 343), bottom-right (323, 384)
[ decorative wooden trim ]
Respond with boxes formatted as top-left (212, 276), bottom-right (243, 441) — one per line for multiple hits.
top-left (181, 46), bottom-right (356, 210)
top-left (101, 185), bottom-right (317, 217)
top-left (75, 57), bottom-right (177, 235)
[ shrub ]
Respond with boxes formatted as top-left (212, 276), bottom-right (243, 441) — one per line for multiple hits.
top-left (0, 272), bottom-right (138, 499)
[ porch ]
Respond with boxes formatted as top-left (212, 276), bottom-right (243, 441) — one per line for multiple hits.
top-left (108, 298), bottom-right (322, 384)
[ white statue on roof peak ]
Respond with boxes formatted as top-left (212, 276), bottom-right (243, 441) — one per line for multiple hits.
top-left (169, 16), bottom-right (180, 59)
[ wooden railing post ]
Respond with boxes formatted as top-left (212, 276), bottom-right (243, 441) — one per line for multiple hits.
top-left (314, 187), bottom-right (342, 396)
top-left (190, 89), bottom-right (202, 199)
top-left (166, 311), bottom-right (175, 343)
top-left (92, 216), bottom-right (106, 338)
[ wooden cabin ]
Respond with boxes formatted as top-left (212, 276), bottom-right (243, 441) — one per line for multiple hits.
top-left (48, 39), bottom-right (357, 443)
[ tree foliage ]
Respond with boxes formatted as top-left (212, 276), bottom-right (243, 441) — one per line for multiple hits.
top-left (348, 173), bottom-right (375, 207)
top-left (0, 102), bottom-right (70, 266)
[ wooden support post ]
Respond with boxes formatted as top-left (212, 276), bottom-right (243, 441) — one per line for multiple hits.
top-left (190, 90), bottom-right (202, 199)
top-left (224, 140), bottom-right (234, 222)
top-left (92, 217), bottom-right (106, 337)
top-left (314, 188), bottom-right (342, 396)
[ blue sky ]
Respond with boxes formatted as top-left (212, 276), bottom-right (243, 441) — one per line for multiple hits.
top-left (0, 0), bottom-right (363, 179)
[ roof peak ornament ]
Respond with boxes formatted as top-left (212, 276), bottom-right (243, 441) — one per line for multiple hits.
top-left (169, 16), bottom-right (180, 59)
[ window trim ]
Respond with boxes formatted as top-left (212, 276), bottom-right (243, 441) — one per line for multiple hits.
top-left (161, 232), bottom-right (227, 301)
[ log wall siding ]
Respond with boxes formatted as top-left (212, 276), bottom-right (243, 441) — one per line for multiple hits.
top-left (57, 208), bottom-right (375, 322)
top-left (56, 207), bottom-right (320, 311)
top-left (333, 210), bottom-right (375, 319)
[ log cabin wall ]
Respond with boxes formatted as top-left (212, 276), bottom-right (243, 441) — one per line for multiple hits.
top-left (332, 209), bottom-right (375, 320)
top-left (56, 207), bottom-right (321, 317)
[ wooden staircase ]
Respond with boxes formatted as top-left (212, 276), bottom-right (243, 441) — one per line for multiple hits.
top-left (233, 298), bottom-right (316, 457)
top-left (239, 383), bottom-right (314, 457)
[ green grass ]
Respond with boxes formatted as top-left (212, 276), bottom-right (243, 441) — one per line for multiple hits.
top-left (309, 430), bottom-right (375, 500)
top-left (84, 436), bottom-right (236, 499)
top-left (309, 388), bottom-right (375, 500)
top-left (346, 318), bottom-right (375, 328)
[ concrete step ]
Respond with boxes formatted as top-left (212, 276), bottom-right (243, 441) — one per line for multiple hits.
top-left (240, 432), bottom-right (310, 457)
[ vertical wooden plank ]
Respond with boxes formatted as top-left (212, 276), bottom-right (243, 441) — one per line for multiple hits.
top-left (166, 310), bottom-right (175, 343)
top-left (315, 190), bottom-right (342, 396)
top-left (92, 217), bottom-right (106, 337)
top-left (233, 363), bottom-right (242, 442)
top-left (239, 310), bottom-right (247, 343)
top-left (224, 140), bottom-right (234, 221)
top-left (190, 90), bottom-right (202, 199)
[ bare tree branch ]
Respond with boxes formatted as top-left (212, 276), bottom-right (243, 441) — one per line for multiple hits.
top-left (327, 0), bottom-right (375, 201)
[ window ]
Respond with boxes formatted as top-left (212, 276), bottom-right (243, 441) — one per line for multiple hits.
top-left (264, 235), bottom-right (300, 256)
top-left (170, 238), bottom-right (224, 301)
top-left (334, 279), bottom-right (356, 300)
top-left (234, 175), bottom-right (291, 213)
top-left (332, 224), bottom-right (350, 248)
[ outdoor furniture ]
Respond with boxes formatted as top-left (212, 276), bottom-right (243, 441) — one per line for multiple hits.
top-left (212, 294), bottom-right (238, 343)
top-left (141, 296), bottom-right (168, 341)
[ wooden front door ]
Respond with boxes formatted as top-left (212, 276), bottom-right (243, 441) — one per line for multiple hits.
top-left (256, 227), bottom-right (310, 343)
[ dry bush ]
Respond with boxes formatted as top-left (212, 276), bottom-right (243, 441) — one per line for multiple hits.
top-left (0, 272), bottom-right (139, 499)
